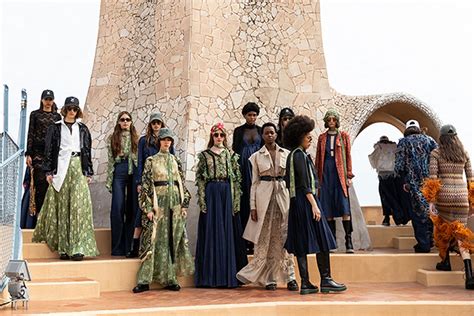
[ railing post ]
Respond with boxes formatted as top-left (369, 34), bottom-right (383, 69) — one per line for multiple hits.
top-left (12, 89), bottom-right (27, 259)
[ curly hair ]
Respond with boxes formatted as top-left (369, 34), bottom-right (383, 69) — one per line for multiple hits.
top-left (283, 115), bottom-right (315, 150)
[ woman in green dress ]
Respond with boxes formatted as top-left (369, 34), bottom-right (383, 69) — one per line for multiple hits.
top-left (132, 128), bottom-right (194, 293)
top-left (32, 96), bottom-right (99, 261)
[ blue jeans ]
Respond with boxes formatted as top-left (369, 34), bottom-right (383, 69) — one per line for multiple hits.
top-left (408, 197), bottom-right (433, 251)
top-left (110, 160), bottom-right (136, 256)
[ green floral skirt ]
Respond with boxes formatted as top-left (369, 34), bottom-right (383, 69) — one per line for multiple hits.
top-left (32, 157), bottom-right (99, 257)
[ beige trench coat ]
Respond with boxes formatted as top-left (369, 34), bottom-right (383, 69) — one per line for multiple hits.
top-left (243, 145), bottom-right (290, 244)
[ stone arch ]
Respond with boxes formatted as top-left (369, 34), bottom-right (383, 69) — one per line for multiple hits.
top-left (334, 92), bottom-right (442, 141)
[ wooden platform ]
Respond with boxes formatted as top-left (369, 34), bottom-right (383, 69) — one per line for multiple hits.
top-left (2, 283), bottom-right (474, 315)
top-left (2, 206), bottom-right (472, 315)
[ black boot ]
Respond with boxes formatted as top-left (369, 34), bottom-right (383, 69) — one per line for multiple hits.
top-left (342, 220), bottom-right (354, 254)
top-left (382, 215), bottom-right (390, 226)
top-left (436, 251), bottom-right (451, 271)
top-left (296, 256), bottom-right (318, 295)
top-left (464, 259), bottom-right (474, 290)
top-left (316, 252), bottom-right (347, 293)
top-left (126, 238), bottom-right (140, 258)
top-left (132, 283), bottom-right (149, 293)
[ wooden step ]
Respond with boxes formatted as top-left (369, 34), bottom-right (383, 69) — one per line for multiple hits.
top-left (26, 250), bottom-right (469, 293)
top-left (22, 228), bottom-right (111, 259)
top-left (23, 224), bottom-right (415, 259)
top-left (361, 206), bottom-right (383, 225)
top-left (28, 277), bottom-right (100, 301)
top-left (393, 236), bottom-right (417, 250)
top-left (416, 269), bottom-right (465, 287)
top-left (366, 225), bottom-right (413, 248)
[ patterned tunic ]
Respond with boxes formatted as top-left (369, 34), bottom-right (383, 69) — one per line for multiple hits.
top-left (395, 134), bottom-right (438, 214)
top-left (106, 131), bottom-right (138, 191)
top-left (196, 148), bottom-right (241, 213)
top-left (428, 149), bottom-right (473, 224)
top-left (26, 109), bottom-right (61, 159)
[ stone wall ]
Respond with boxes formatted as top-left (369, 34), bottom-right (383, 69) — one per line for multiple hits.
top-left (84, 0), bottom-right (441, 248)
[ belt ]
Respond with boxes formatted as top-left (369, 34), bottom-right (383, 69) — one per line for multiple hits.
top-left (71, 152), bottom-right (81, 157)
top-left (210, 178), bottom-right (229, 182)
top-left (260, 176), bottom-right (284, 181)
top-left (154, 181), bottom-right (179, 187)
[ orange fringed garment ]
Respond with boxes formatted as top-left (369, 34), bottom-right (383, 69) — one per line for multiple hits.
top-left (431, 214), bottom-right (474, 260)
top-left (468, 181), bottom-right (474, 208)
top-left (421, 178), bottom-right (442, 203)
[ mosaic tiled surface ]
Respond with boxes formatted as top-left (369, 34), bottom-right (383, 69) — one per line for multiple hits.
top-left (83, 0), bottom-right (441, 236)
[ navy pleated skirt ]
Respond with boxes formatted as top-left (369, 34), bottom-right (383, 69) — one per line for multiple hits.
top-left (285, 190), bottom-right (337, 256)
top-left (195, 181), bottom-right (248, 288)
top-left (320, 154), bottom-right (350, 218)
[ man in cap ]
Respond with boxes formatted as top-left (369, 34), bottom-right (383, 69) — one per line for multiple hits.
top-left (24, 89), bottom-right (61, 228)
top-left (394, 119), bottom-right (438, 252)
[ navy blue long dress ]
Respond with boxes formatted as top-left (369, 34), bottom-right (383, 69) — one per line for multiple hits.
top-left (284, 148), bottom-right (336, 256)
top-left (194, 149), bottom-right (248, 288)
top-left (238, 131), bottom-right (262, 234)
top-left (320, 135), bottom-right (350, 219)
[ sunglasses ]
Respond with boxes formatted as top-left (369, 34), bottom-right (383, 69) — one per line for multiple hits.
top-left (327, 117), bottom-right (337, 122)
top-left (66, 106), bottom-right (79, 112)
top-left (213, 133), bottom-right (225, 138)
top-left (119, 117), bottom-right (131, 123)
top-left (282, 116), bottom-right (293, 121)
top-left (151, 120), bottom-right (162, 125)
top-left (43, 98), bottom-right (53, 101)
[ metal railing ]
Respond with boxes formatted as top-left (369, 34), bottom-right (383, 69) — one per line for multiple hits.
top-left (1, 85), bottom-right (27, 291)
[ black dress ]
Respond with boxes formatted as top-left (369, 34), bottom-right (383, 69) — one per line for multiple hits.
top-left (284, 148), bottom-right (336, 256)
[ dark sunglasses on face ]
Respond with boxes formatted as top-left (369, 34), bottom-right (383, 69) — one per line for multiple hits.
top-left (44, 98), bottom-right (53, 101)
top-left (66, 106), bottom-right (79, 112)
top-left (327, 117), bottom-right (337, 122)
top-left (151, 120), bottom-right (161, 125)
top-left (213, 133), bottom-right (225, 138)
top-left (282, 116), bottom-right (293, 121)
top-left (120, 117), bottom-right (131, 123)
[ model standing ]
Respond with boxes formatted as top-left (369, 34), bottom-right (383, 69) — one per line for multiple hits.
top-left (232, 102), bottom-right (263, 254)
top-left (195, 123), bottom-right (248, 288)
top-left (128, 112), bottom-right (174, 258)
top-left (106, 111), bottom-right (139, 256)
top-left (132, 128), bottom-right (193, 293)
top-left (315, 110), bottom-right (355, 253)
top-left (24, 89), bottom-right (61, 228)
top-left (284, 115), bottom-right (346, 294)
top-left (237, 122), bottom-right (298, 291)
top-left (32, 97), bottom-right (98, 261)
top-left (276, 107), bottom-right (295, 149)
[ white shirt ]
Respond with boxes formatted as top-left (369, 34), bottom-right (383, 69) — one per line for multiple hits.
top-left (52, 120), bottom-right (81, 192)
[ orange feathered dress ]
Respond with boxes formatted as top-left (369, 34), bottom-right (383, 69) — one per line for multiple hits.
top-left (422, 149), bottom-right (474, 259)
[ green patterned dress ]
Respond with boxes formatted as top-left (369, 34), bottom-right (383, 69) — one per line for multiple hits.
top-left (32, 157), bottom-right (99, 257)
top-left (137, 151), bottom-right (194, 286)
